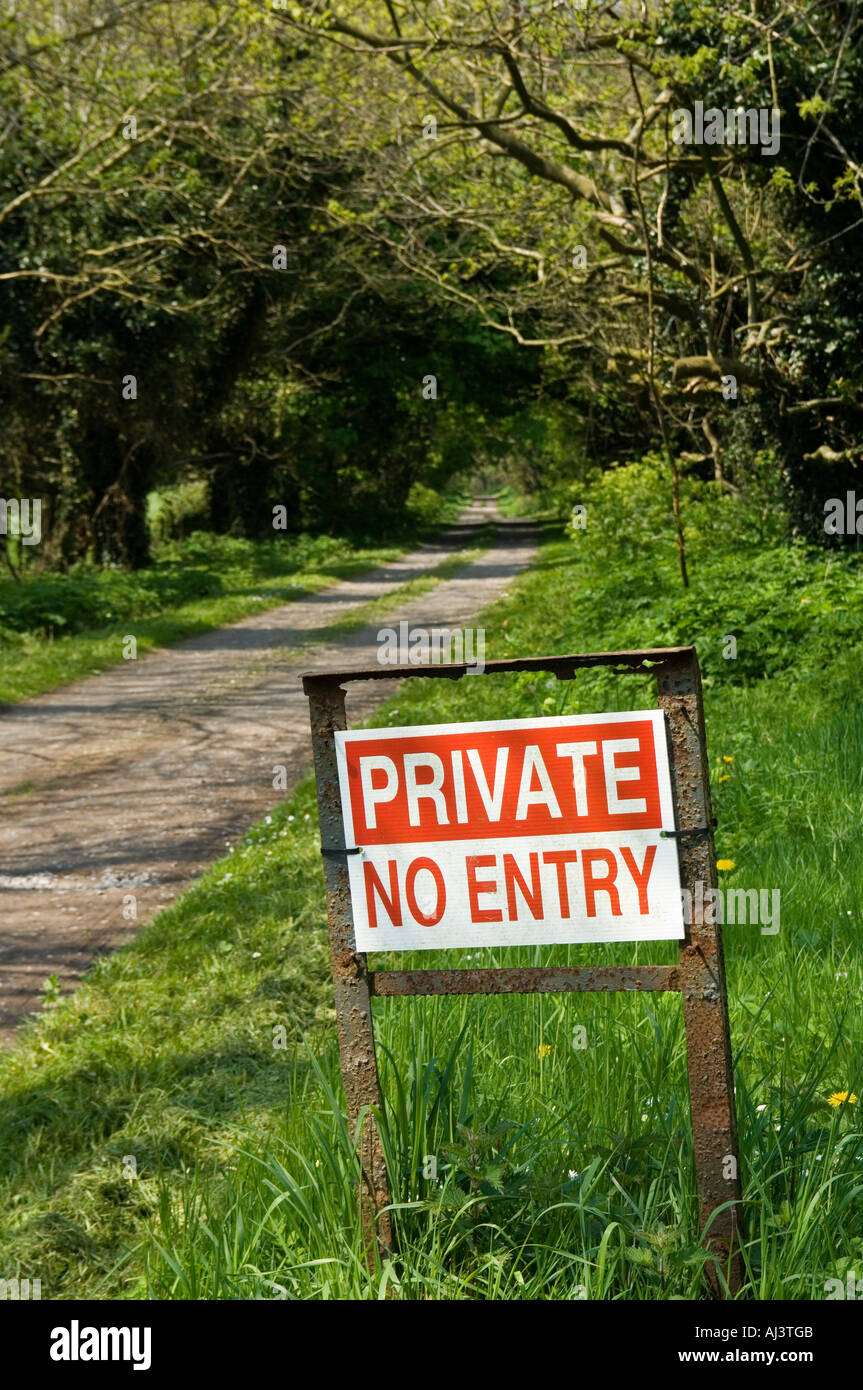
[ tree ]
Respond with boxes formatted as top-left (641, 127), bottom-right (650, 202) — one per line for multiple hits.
top-left (276, 0), bottom-right (863, 557)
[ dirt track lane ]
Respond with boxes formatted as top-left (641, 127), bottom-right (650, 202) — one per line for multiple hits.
top-left (0, 505), bottom-right (538, 1044)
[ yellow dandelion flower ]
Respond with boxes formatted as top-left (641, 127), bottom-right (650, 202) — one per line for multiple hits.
top-left (716, 859), bottom-right (735, 872)
top-left (722, 756), bottom-right (733, 764)
top-left (719, 775), bottom-right (730, 782)
top-left (827, 1091), bottom-right (858, 1107)
top-left (537, 1044), bottom-right (552, 1059)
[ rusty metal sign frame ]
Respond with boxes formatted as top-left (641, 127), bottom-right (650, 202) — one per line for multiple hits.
top-left (303, 646), bottom-right (743, 1295)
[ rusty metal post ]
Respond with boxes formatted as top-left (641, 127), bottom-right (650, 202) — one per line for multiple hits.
top-left (658, 651), bottom-right (743, 1296)
top-left (305, 677), bottom-right (393, 1259)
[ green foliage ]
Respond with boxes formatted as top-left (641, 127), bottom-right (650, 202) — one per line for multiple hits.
top-left (5, 0), bottom-right (863, 569)
top-left (563, 456), bottom-right (863, 684)
top-left (146, 483), bottom-right (211, 544)
top-left (0, 1), bottom-right (536, 567)
top-left (403, 482), bottom-right (451, 529)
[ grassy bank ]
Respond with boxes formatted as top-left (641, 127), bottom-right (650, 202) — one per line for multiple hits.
top-left (1, 463), bottom-right (861, 1300)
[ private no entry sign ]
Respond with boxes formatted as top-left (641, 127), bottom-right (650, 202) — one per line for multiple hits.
top-left (336, 712), bottom-right (684, 950)
top-left (303, 647), bottom-right (743, 1296)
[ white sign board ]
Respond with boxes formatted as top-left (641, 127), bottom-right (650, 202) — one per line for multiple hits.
top-left (335, 711), bottom-right (685, 951)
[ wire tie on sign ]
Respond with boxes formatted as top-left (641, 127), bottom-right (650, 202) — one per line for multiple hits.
top-left (320, 845), bottom-right (362, 857)
top-left (660, 818), bottom-right (717, 840)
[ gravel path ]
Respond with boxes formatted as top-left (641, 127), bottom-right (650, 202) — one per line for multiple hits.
top-left (0, 504), bottom-right (538, 1044)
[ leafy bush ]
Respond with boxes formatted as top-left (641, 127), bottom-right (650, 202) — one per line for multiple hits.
top-left (146, 482), bottom-right (211, 543)
top-left (404, 482), bottom-right (447, 528)
top-left (564, 456), bottom-right (863, 684)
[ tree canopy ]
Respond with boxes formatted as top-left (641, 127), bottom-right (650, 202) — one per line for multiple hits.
top-left (2, 0), bottom-right (861, 569)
